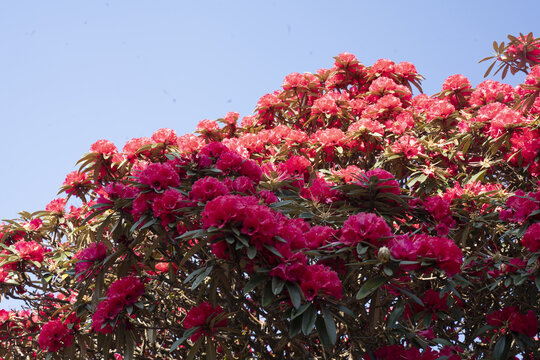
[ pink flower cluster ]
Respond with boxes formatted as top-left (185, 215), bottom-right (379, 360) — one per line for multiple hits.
top-left (390, 234), bottom-right (463, 276)
top-left (486, 306), bottom-right (538, 337)
top-left (92, 276), bottom-right (145, 333)
top-left (38, 320), bottom-right (73, 352)
top-left (74, 242), bottom-right (107, 277)
top-left (183, 302), bottom-right (227, 341)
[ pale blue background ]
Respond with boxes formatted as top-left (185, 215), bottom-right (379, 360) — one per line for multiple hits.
top-left (1, 0), bottom-right (539, 223)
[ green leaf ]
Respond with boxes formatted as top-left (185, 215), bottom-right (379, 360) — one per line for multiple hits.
top-left (262, 282), bottom-right (274, 307)
top-left (243, 273), bottom-right (267, 294)
top-left (321, 306), bottom-right (337, 345)
top-left (493, 335), bottom-right (509, 360)
top-left (286, 282), bottom-right (302, 309)
top-left (315, 316), bottom-right (331, 348)
top-left (247, 246), bottom-right (257, 260)
top-left (169, 327), bottom-right (200, 352)
top-left (183, 267), bottom-right (206, 284)
top-left (393, 285), bottom-right (425, 307)
top-left (356, 276), bottom-right (387, 299)
top-left (289, 314), bottom-right (302, 338)
top-left (301, 305), bottom-right (317, 335)
top-left (387, 303), bottom-right (404, 328)
top-left (291, 303), bottom-right (311, 320)
top-left (433, 338), bottom-right (453, 346)
top-left (191, 264), bottom-right (214, 291)
top-left (264, 244), bottom-right (284, 258)
top-left (535, 274), bottom-right (540, 291)
top-left (272, 277), bottom-right (285, 295)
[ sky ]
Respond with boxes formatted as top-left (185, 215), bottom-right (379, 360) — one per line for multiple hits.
top-left (1, 0), bottom-right (539, 222)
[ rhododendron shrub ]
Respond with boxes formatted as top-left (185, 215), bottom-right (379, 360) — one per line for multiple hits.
top-left (0, 33), bottom-right (539, 360)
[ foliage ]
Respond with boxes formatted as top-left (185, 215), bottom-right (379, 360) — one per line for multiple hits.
top-left (0, 33), bottom-right (539, 359)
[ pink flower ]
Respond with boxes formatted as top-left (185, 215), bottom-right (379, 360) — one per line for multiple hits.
top-left (360, 169), bottom-right (400, 195)
top-left (38, 320), bottom-right (73, 352)
top-left (215, 151), bottom-right (244, 173)
top-left (14, 240), bottom-right (44, 263)
top-left (138, 162), bottom-right (180, 191)
top-left (487, 307), bottom-right (538, 338)
top-left (282, 72), bottom-right (309, 90)
top-left (312, 93), bottom-right (340, 115)
top-left (391, 135), bottom-right (423, 158)
top-left (522, 223), bottom-right (540, 252)
top-left (196, 119), bottom-right (220, 133)
top-left (106, 276), bottom-right (145, 307)
top-left (299, 264), bottom-right (342, 301)
top-left (46, 198), bottom-right (67, 214)
top-left (442, 74), bottom-right (472, 92)
top-left (340, 212), bottom-right (392, 247)
top-left (190, 177), bottom-right (229, 202)
top-left (90, 139), bottom-right (118, 155)
top-left (183, 302), bottom-right (227, 341)
top-left (75, 242), bottom-right (107, 277)
top-left (122, 137), bottom-right (153, 158)
top-left (92, 297), bottom-right (124, 334)
top-left (152, 128), bottom-right (177, 145)
top-left (63, 171), bottom-right (91, 195)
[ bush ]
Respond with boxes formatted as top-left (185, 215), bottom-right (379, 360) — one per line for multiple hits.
top-left (0, 33), bottom-right (539, 359)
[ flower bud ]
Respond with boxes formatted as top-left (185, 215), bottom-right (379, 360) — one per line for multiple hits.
top-left (378, 246), bottom-right (391, 263)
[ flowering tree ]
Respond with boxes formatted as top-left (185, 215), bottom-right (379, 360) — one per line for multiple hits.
top-left (0, 33), bottom-right (539, 360)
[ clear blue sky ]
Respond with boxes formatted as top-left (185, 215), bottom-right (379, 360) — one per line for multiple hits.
top-left (1, 1), bottom-right (539, 221)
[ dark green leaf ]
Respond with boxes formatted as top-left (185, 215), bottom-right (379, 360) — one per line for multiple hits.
top-left (169, 327), bottom-right (200, 352)
top-left (286, 282), bottom-right (302, 309)
top-left (315, 316), bottom-right (331, 348)
top-left (493, 335), bottom-right (508, 360)
top-left (321, 306), bottom-right (337, 345)
top-left (262, 282), bottom-right (274, 307)
top-left (243, 273), bottom-right (267, 294)
top-left (387, 303), bottom-right (404, 327)
top-left (247, 246), bottom-right (257, 260)
top-left (272, 277), bottom-right (285, 295)
top-left (264, 244), bottom-right (284, 258)
top-left (356, 276), bottom-right (387, 299)
top-left (302, 305), bottom-right (317, 335)
top-left (291, 303), bottom-right (311, 320)
top-left (289, 314), bottom-right (302, 337)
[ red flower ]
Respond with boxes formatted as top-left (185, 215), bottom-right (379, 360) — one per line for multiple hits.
top-left (90, 139), bottom-right (118, 155)
top-left (299, 264), bottom-right (342, 301)
top-left (340, 212), bottom-right (392, 247)
top-left (138, 162), bottom-right (180, 191)
top-left (522, 222), bottom-right (540, 252)
top-left (46, 198), bottom-right (67, 214)
top-left (74, 242), bottom-right (107, 277)
top-left (190, 177), bottom-right (229, 202)
top-left (92, 297), bottom-right (124, 334)
top-left (38, 320), bottom-right (73, 352)
top-left (183, 302), bottom-right (227, 341)
top-left (487, 307), bottom-right (538, 338)
top-left (14, 240), bottom-right (44, 263)
top-left (106, 276), bottom-right (145, 307)
top-left (152, 128), bottom-right (177, 145)
top-left (360, 169), bottom-right (400, 195)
